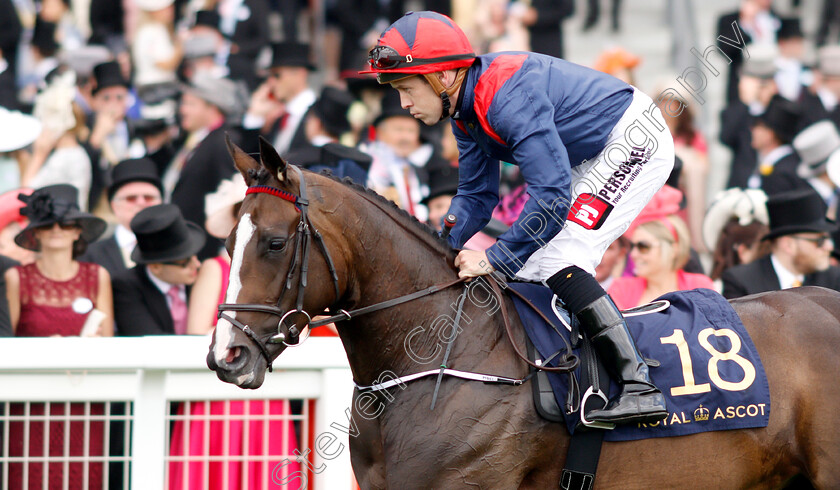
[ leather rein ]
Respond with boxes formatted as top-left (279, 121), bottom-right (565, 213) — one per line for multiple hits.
top-left (216, 165), bottom-right (578, 380)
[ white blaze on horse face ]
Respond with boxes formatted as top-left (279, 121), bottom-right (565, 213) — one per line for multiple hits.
top-left (214, 213), bottom-right (256, 363)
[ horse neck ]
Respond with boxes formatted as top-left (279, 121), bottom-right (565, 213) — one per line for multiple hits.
top-left (322, 183), bottom-right (463, 383)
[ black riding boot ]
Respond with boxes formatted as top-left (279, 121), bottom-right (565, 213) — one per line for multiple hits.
top-left (575, 295), bottom-right (668, 424)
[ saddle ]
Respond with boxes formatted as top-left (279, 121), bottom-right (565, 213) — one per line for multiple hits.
top-left (523, 293), bottom-right (667, 428)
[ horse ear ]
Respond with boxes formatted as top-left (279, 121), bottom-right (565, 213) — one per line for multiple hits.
top-left (258, 135), bottom-right (288, 183)
top-left (226, 134), bottom-right (260, 185)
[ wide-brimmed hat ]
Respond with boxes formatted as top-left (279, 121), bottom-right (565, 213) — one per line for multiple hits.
top-left (107, 158), bottom-right (163, 201)
top-left (92, 61), bottom-right (130, 94)
top-left (269, 42), bottom-right (315, 70)
top-left (205, 174), bottom-right (247, 239)
top-left (130, 204), bottom-right (205, 264)
top-left (0, 107), bottom-right (42, 152)
top-left (762, 189), bottom-right (838, 241)
top-left (422, 162), bottom-right (459, 205)
top-left (741, 44), bottom-right (778, 79)
top-left (373, 90), bottom-right (414, 127)
top-left (624, 185), bottom-right (683, 239)
top-left (59, 45), bottom-right (112, 79)
top-left (183, 74), bottom-right (247, 119)
top-left (183, 33), bottom-right (218, 60)
top-left (794, 120), bottom-right (840, 178)
top-left (755, 95), bottom-right (800, 144)
top-left (14, 185), bottom-right (107, 251)
top-left (702, 188), bottom-right (769, 250)
top-left (310, 86), bottom-right (355, 137)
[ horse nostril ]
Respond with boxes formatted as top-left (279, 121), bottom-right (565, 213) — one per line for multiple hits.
top-left (226, 346), bottom-right (241, 364)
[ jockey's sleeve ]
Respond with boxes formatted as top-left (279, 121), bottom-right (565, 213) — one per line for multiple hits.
top-left (446, 129), bottom-right (500, 249)
top-left (483, 87), bottom-right (571, 277)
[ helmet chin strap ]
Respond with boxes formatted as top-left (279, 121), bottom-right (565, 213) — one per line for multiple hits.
top-left (423, 68), bottom-right (468, 122)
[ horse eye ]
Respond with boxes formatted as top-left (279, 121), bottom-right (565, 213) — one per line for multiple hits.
top-left (268, 238), bottom-right (286, 252)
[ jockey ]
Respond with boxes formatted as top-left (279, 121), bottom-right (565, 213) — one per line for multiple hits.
top-left (363, 11), bottom-right (674, 425)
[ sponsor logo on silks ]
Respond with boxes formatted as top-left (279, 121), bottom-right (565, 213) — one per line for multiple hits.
top-left (567, 193), bottom-right (613, 230)
top-left (596, 145), bottom-right (650, 205)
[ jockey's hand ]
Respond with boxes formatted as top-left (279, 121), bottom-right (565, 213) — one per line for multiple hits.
top-left (454, 250), bottom-right (494, 278)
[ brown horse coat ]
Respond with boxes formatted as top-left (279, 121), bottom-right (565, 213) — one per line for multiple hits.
top-left (210, 139), bottom-right (840, 489)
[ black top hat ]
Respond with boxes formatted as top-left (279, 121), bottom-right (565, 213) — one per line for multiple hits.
top-left (374, 90), bottom-right (415, 127)
top-left (107, 158), bottom-right (163, 201)
top-left (92, 61), bottom-right (130, 94)
top-left (194, 10), bottom-right (220, 29)
top-left (32, 17), bottom-right (59, 57)
top-left (269, 42), bottom-right (315, 70)
top-left (310, 86), bottom-right (355, 137)
top-left (778, 17), bottom-right (804, 40)
top-left (130, 204), bottom-right (206, 264)
top-left (14, 185), bottom-right (107, 251)
top-left (762, 189), bottom-right (839, 241)
top-left (755, 95), bottom-right (801, 144)
top-left (422, 162), bottom-right (459, 204)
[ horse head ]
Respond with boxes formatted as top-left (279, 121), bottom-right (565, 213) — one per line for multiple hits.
top-left (208, 136), bottom-right (348, 388)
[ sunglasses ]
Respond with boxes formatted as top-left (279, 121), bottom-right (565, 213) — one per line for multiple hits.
top-left (793, 235), bottom-right (832, 247)
top-left (629, 240), bottom-right (656, 254)
top-left (164, 257), bottom-right (195, 268)
top-left (37, 221), bottom-right (79, 231)
top-left (116, 194), bottom-right (160, 204)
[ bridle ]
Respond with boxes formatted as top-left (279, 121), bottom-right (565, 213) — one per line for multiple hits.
top-left (217, 165), bottom-right (342, 371)
top-left (216, 165), bottom-right (467, 372)
top-left (216, 165), bottom-right (577, 380)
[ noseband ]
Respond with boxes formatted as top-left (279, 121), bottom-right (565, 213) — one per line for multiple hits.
top-left (217, 165), bottom-right (341, 371)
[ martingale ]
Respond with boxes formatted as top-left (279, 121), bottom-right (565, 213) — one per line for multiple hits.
top-left (508, 284), bottom-right (770, 442)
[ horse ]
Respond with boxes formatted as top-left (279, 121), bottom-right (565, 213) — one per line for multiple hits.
top-left (207, 137), bottom-right (840, 489)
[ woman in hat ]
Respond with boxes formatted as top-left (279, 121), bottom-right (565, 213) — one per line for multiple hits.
top-left (607, 186), bottom-right (714, 309)
top-left (4, 184), bottom-right (112, 337)
top-left (4, 184), bottom-right (112, 489)
top-left (703, 188), bottom-right (771, 286)
top-left (21, 72), bottom-right (93, 209)
top-left (168, 175), bottom-right (301, 490)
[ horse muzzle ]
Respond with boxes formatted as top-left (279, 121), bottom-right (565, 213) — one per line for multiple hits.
top-left (207, 332), bottom-right (271, 389)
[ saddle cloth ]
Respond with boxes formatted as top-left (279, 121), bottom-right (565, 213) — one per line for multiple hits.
top-left (507, 282), bottom-right (771, 442)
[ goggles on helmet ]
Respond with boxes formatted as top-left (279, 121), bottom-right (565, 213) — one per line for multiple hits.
top-left (368, 45), bottom-right (476, 71)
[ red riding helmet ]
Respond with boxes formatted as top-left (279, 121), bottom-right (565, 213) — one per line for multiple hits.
top-left (360, 11), bottom-right (475, 84)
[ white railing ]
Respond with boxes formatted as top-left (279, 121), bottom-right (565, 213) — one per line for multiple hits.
top-left (0, 336), bottom-right (355, 490)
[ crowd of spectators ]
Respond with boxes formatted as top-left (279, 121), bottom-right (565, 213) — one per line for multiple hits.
top-left (3, 0), bottom-right (840, 485)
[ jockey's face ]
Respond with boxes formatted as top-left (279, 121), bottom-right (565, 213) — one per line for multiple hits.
top-left (390, 75), bottom-right (442, 125)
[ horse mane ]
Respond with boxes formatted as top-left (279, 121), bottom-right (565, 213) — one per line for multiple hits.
top-left (314, 170), bottom-right (458, 259)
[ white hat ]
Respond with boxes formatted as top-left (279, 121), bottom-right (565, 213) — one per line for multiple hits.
top-left (702, 188), bottom-right (769, 251)
top-left (826, 149), bottom-right (840, 188)
top-left (205, 173), bottom-right (247, 239)
top-left (794, 120), bottom-right (840, 178)
top-left (135, 0), bottom-right (174, 11)
top-left (33, 71), bottom-right (77, 134)
top-left (0, 107), bottom-right (42, 152)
